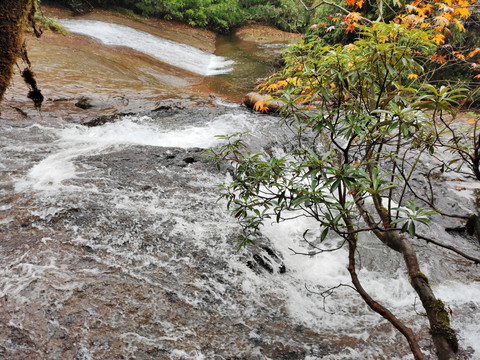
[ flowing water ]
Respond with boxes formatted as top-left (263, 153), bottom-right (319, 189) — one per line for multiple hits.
top-left (58, 20), bottom-right (235, 76)
top-left (1, 16), bottom-right (480, 360)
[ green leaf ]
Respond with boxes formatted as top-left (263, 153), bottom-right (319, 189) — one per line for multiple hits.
top-left (408, 221), bottom-right (416, 237)
top-left (291, 194), bottom-right (310, 207)
top-left (320, 227), bottom-right (329, 242)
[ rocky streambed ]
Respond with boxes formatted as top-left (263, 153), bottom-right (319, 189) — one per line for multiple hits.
top-left (1, 6), bottom-right (480, 360)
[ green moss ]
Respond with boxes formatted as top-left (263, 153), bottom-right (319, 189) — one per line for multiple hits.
top-left (0, 0), bottom-right (36, 102)
top-left (429, 299), bottom-right (459, 353)
top-left (431, 323), bottom-right (459, 353)
top-left (32, 12), bottom-right (68, 35)
top-left (411, 272), bottom-right (431, 287)
top-left (432, 299), bottom-right (450, 324)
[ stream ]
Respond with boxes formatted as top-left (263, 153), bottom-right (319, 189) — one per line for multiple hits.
top-left (1, 12), bottom-right (480, 360)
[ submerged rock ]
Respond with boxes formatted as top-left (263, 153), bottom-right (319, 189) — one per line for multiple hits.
top-left (75, 96), bottom-right (93, 109)
top-left (81, 113), bottom-right (121, 127)
top-left (247, 246), bottom-right (287, 274)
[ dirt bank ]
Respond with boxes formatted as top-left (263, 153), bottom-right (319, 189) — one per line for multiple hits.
top-left (235, 24), bottom-right (302, 44)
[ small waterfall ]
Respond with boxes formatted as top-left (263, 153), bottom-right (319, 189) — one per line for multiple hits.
top-left (1, 16), bottom-right (480, 358)
top-left (58, 19), bottom-right (235, 76)
top-left (2, 106), bottom-right (479, 359)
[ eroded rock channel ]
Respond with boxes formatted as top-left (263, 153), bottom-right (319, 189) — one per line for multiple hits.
top-left (1, 6), bottom-right (479, 360)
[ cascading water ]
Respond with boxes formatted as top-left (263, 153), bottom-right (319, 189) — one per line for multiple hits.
top-left (1, 16), bottom-right (480, 360)
top-left (2, 104), bottom-right (480, 359)
top-left (58, 19), bottom-right (235, 76)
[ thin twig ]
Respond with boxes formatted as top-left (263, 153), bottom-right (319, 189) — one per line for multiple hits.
top-left (415, 233), bottom-right (480, 264)
top-left (289, 240), bottom-right (347, 256)
top-left (299, 0), bottom-right (373, 24)
top-left (305, 283), bottom-right (356, 314)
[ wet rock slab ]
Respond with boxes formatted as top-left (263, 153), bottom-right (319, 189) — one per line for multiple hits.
top-left (0, 109), bottom-right (303, 358)
top-left (0, 141), bottom-right (336, 359)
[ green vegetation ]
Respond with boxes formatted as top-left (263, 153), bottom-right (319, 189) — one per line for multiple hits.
top-left (43, 0), bottom-right (311, 33)
top-left (207, 21), bottom-right (480, 358)
top-left (41, 0), bottom-right (480, 96)
top-left (32, 12), bottom-right (68, 34)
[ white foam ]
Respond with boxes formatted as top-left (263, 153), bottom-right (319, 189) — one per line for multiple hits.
top-left (170, 350), bottom-right (206, 360)
top-left (58, 19), bottom-right (234, 76)
top-left (14, 113), bottom-right (263, 192)
top-left (249, 207), bottom-right (480, 356)
top-left (5, 106), bottom-right (479, 359)
top-left (56, 114), bottom-right (250, 148)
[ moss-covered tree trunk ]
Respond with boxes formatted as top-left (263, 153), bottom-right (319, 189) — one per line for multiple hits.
top-left (361, 195), bottom-right (459, 359)
top-left (0, 0), bottom-right (35, 102)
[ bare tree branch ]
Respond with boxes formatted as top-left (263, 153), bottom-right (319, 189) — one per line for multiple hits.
top-left (288, 239), bottom-right (346, 255)
top-left (305, 283), bottom-right (355, 314)
top-left (415, 233), bottom-right (480, 264)
top-left (299, 0), bottom-right (373, 25)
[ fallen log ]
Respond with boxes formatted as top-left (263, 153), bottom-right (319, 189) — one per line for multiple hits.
top-left (243, 92), bottom-right (284, 113)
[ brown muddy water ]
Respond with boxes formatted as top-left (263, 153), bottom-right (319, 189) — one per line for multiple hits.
top-left (2, 7), bottom-right (298, 124)
top-left (1, 6), bottom-right (479, 360)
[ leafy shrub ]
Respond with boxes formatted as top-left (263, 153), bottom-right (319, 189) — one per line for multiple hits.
top-left (43, 0), bottom-right (312, 33)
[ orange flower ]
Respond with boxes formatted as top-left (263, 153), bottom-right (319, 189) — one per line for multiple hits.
top-left (432, 34), bottom-right (445, 45)
top-left (253, 99), bottom-right (269, 113)
top-left (422, 4), bottom-right (433, 14)
top-left (266, 84), bottom-right (279, 92)
top-left (455, 7), bottom-right (470, 19)
top-left (468, 48), bottom-right (480, 58)
top-left (408, 74), bottom-right (419, 80)
top-left (345, 23), bottom-right (356, 33)
top-left (437, 54), bottom-right (447, 63)
top-left (453, 18), bottom-right (465, 31)
top-left (348, 12), bottom-right (362, 22)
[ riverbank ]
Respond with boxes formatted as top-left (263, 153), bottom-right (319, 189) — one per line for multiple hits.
top-left (0, 4), bottom-right (301, 124)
